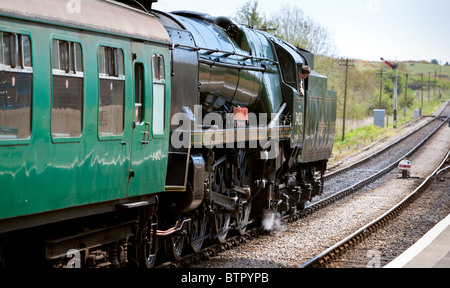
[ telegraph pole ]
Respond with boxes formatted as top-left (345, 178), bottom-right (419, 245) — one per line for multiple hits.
top-left (428, 72), bottom-right (431, 102)
top-left (404, 73), bottom-right (408, 116)
top-left (393, 68), bottom-right (398, 128)
top-left (434, 70), bottom-right (437, 98)
top-left (339, 58), bottom-right (354, 141)
top-left (379, 68), bottom-right (383, 108)
top-left (421, 73), bottom-right (424, 115)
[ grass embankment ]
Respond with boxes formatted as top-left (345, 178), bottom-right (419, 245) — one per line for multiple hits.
top-left (329, 100), bottom-right (447, 166)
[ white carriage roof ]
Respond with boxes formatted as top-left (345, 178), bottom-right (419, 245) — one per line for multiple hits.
top-left (0, 0), bottom-right (170, 43)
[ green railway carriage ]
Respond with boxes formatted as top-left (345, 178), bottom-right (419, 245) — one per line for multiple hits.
top-left (0, 0), bottom-right (171, 266)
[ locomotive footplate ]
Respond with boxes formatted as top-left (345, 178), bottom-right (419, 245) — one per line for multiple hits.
top-left (191, 126), bottom-right (292, 148)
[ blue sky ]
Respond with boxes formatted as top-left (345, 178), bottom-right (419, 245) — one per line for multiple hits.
top-left (153, 0), bottom-right (450, 64)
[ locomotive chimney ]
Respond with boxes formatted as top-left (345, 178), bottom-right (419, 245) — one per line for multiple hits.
top-left (139, 0), bottom-right (158, 10)
top-left (114, 0), bottom-right (158, 11)
top-left (148, 0), bottom-right (158, 9)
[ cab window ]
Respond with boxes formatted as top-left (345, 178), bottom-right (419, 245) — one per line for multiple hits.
top-left (275, 44), bottom-right (296, 88)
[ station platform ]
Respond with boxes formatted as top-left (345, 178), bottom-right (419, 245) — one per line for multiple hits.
top-left (384, 214), bottom-right (450, 268)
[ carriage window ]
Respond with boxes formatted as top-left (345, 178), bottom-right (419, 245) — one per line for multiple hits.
top-left (134, 63), bottom-right (144, 123)
top-left (152, 54), bottom-right (165, 135)
top-left (0, 32), bottom-right (32, 140)
top-left (51, 39), bottom-right (83, 138)
top-left (153, 54), bottom-right (165, 81)
top-left (98, 46), bottom-right (125, 137)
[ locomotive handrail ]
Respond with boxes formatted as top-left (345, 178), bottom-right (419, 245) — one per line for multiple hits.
top-left (268, 103), bottom-right (287, 129)
top-left (199, 57), bottom-right (267, 72)
top-left (173, 43), bottom-right (279, 65)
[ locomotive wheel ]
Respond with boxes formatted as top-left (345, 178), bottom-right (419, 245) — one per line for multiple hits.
top-left (190, 214), bottom-right (207, 253)
top-left (235, 149), bottom-right (250, 187)
top-left (214, 213), bottom-right (231, 243)
top-left (235, 149), bottom-right (252, 235)
top-left (135, 212), bottom-right (157, 268)
top-left (237, 203), bottom-right (251, 235)
top-left (215, 164), bottom-right (227, 194)
top-left (296, 199), bottom-right (307, 212)
top-left (168, 234), bottom-right (184, 261)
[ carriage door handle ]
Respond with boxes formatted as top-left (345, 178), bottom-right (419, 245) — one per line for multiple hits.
top-left (141, 122), bottom-right (150, 144)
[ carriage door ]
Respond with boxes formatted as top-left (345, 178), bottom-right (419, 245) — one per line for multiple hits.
top-left (128, 42), bottom-right (154, 197)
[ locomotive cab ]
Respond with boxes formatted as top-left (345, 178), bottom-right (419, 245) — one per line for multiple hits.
top-left (269, 38), bottom-right (310, 147)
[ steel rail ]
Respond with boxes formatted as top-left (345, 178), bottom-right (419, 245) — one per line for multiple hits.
top-left (304, 116), bottom-right (448, 215)
top-left (299, 149), bottom-right (450, 268)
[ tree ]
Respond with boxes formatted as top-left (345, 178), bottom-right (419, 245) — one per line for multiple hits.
top-left (269, 5), bottom-right (337, 57)
top-left (233, 0), bottom-right (270, 29)
top-left (232, 1), bottom-right (336, 57)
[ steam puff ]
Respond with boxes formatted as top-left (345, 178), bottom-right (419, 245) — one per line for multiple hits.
top-left (262, 211), bottom-right (286, 235)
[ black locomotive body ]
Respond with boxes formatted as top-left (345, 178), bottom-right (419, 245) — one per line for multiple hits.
top-left (151, 9), bottom-right (337, 260)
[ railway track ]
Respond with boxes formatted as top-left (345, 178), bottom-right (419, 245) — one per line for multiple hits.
top-left (300, 150), bottom-right (450, 268)
top-left (335, 166), bottom-right (449, 268)
top-left (305, 112), bottom-right (448, 216)
top-left (158, 103), bottom-right (449, 268)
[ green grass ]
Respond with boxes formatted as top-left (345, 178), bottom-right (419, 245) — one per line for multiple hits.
top-left (330, 124), bottom-right (393, 165)
top-left (336, 125), bottom-right (385, 146)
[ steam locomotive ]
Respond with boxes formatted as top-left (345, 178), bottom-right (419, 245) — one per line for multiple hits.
top-left (0, 0), bottom-right (336, 267)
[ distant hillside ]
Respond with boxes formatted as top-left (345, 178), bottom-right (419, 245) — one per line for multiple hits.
top-left (355, 60), bottom-right (379, 69)
top-left (355, 60), bottom-right (450, 79)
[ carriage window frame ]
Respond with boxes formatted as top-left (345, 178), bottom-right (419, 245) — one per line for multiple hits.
top-left (134, 62), bottom-right (145, 124)
top-left (0, 29), bottom-right (33, 145)
top-left (50, 37), bottom-right (84, 142)
top-left (151, 53), bottom-right (166, 137)
top-left (97, 44), bottom-right (125, 140)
